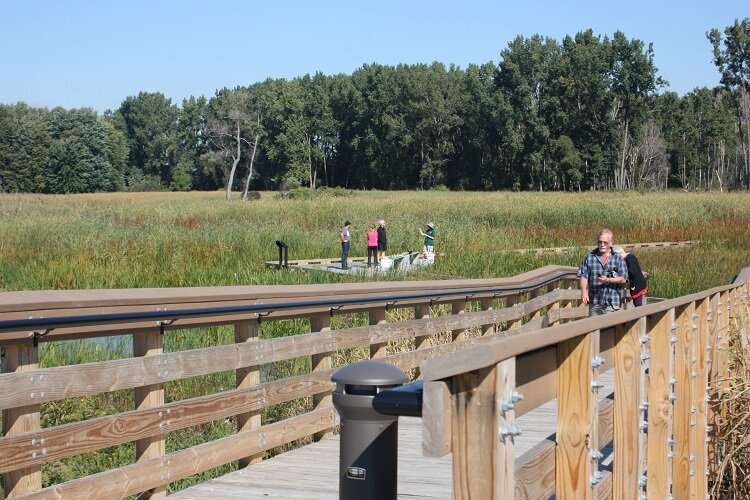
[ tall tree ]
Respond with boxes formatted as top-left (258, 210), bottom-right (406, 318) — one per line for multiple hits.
top-left (115, 92), bottom-right (179, 189)
top-left (708, 18), bottom-right (750, 188)
top-left (205, 88), bottom-right (262, 200)
top-left (609, 32), bottom-right (664, 190)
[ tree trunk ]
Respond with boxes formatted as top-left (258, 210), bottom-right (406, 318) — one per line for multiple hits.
top-left (225, 120), bottom-right (242, 200)
top-left (242, 133), bottom-right (260, 201)
top-left (618, 119), bottom-right (629, 190)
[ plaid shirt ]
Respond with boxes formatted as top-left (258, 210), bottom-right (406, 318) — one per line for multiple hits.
top-left (577, 249), bottom-right (629, 308)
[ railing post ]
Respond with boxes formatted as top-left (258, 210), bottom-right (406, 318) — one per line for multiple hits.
top-left (706, 293), bottom-right (720, 476)
top-left (451, 364), bottom-right (497, 499)
top-left (495, 357), bottom-right (516, 499)
top-left (614, 318), bottom-right (645, 500)
top-left (451, 300), bottom-right (467, 342)
top-left (646, 308), bottom-right (675, 499)
top-left (133, 328), bottom-right (166, 499)
top-left (369, 307), bottom-right (388, 359)
top-left (556, 331), bottom-right (594, 499)
top-left (311, 314), bottom-right (334, 440)
top-left (672, 303), bottom-right (695, 499)
top-left (481, 297), bottom-right (495, 336)
top-left (531, 285), bottom-right (546, 320)
top-left (547, 280), bottom-right (561, 326)
top-left (2, 343), bottom-right (42, 497)
top-left (235, 319), bottom-right (263, 466)
top-left (413, 303), bottom-right (431, 379)
top-left (506, 294), bottom-right (523, 330)
top-left (692, 298), bottom-right (709, 498)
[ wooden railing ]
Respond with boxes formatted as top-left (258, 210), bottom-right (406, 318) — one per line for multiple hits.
top-left (420, 266), bottom-right (750, 499)
top-left (0, 265), bottom-right (583, 499)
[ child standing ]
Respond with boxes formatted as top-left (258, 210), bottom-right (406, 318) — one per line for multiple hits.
top-left (366, 224), bottom-right (379, 267)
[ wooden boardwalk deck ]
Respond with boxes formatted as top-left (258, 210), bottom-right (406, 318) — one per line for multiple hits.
top-left (171, 370), bottom-right (616, 499)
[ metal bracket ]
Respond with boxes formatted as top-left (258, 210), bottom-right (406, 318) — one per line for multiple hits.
top-left (29, 329), bottom-right (53, 347)
top-left (257, 311), bottom-right (272, 322)
top-left (157, 319), bottom-right (176, 335)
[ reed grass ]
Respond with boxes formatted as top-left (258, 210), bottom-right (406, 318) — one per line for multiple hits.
top-left (712, 304), bottom-right (750, 498)
top-left (1, 190), bottom-right (749, 495)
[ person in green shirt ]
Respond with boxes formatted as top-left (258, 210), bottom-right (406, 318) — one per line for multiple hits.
top-left (418, 223), bottom-right (435, 254)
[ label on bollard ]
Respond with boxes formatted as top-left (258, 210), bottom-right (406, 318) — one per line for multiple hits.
top-left (346, 467), bottom-right (366, 480)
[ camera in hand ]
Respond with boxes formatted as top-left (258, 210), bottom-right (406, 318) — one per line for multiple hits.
top-left (598, 271), bottom-right (617, 278)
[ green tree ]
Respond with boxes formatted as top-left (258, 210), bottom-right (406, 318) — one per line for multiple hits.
top-left (708, 18), bottom-right (750, 188)
top-left (205, 88), bottom-right (263, 200)
top-left (115, 92), bottom-right (179, 189)
top-left (609, 31), bottom-right (665, 189)
top-left (0, 103), bottom-right (50, 192)
top-left (44, 107), bottom-right (122, 193)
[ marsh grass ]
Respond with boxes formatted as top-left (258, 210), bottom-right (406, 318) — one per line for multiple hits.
top-left (1, 190), bottom-right (749, 494)
top-left (711, 305), bottom-right (750, 498)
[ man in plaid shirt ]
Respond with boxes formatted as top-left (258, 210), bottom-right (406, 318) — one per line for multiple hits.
top-left (577, 228), bottom-right (628, 316)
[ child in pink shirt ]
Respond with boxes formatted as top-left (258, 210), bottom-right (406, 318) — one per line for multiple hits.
top-left (366, 225), bottom-right (379, 267)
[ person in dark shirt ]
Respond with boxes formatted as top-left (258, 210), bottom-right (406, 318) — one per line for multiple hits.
top-left (377, 219), bottom-right (387, 261)
top-left (613, 246), bottom-right (648, 307)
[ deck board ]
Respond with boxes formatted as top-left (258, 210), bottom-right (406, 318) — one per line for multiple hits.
top-left (170, 370), bottom-right (615, 499)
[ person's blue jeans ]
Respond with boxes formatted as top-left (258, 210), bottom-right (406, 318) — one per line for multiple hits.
top-left (341, 242), bottom-right (350, 269)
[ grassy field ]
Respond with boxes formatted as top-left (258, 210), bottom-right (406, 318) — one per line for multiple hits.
top-left (1, 190), bottom-right (749, 294)
top-left (1, 189), bottom-right (750, 495)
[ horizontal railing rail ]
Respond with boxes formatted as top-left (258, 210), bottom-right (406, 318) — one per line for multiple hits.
top-left (0, 266), bottom-right (582, 499)
top-left (0, 270), bottom-right (577, 336)
top-left (419, 266), bottom-right (750, 499)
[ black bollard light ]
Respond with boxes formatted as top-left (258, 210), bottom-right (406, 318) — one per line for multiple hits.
top-left (275, 240), bottom-right (288, 268)
top-left (332, 361), bottom-right (408, 500)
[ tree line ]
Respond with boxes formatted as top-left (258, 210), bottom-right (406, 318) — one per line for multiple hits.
top-left (1, 21), bottom-right (748, 196)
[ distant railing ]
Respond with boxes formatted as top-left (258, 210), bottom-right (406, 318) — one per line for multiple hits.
top-left (419, 267), bottom-right (750, 499)
top-left (0, 265), bottom-right (581, 499)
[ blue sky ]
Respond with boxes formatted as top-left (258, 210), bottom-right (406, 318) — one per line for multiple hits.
top-left (2, 1), bottom-right (747, 113)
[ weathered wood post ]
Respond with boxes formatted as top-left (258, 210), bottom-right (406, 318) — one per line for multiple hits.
top-left (134, 328), bottom-right (166, 499)
top-left (235, 318), bottom-right (263, 465)
top-left (2, 342), bottom-right (42, 497)
top-left (311, 313), bottom-right (334, 440)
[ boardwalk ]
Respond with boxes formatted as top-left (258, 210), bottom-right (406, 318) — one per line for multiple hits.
top-left (171, 370), bottom-right (616, 499)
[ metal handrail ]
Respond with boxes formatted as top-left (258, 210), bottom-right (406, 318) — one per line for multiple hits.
top-left (0, 271), bottom-right (578, 336)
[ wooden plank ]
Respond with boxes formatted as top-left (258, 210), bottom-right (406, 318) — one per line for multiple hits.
top-left (547, 281), bottom-right (561, 326)
top-left (1, 343), bottom-right (42, 497)
top-left (706, 293), bottom-right (719, 475)
top-left (1, 297), bottom-right (550, 411)
top-left (133, 328), bottom-right (166, 499)
top-left (235, 319), bottom-right (262, 467)
top-left (589, 330), bottom-right (602, 498)
top-left (556, 333), bottom-right (593, 499)
top-left (369, 307), bottom-right (388, 359)
top-left (310, 314), bottom-right (333, 441)
top-left (494, 358), bottom-right (516, 500)
top-left (672, 303), bottom-right (694, 499)
top-left (451, 366), bottom-right (496, 499)
top-left (451, 301), bottom-right (467, 341)
top-left (506, 294), bottom-right (523, 330)
top-left (0, 371), bottom-right (333, 473)
top-left (421, 277), bottom-right (748, 383)
top-left (515, 347), bottom-right (557, 417)
top-left (514, 395), bottom-right (615, 499)
top-left (692, 298), bottom-right (709, 499)
top-left (422, 380), bottom-right (452, 458)
top-left (646, 308), bottom-right (674, 499)
top-left (481, 298), bottom-right (495, 336)
top-left (613, 318), bottom-right (643, 500)
top-left (20, 408), bottom-right (337, 500)
top-left (413, 303), bottom-right (432, 379)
